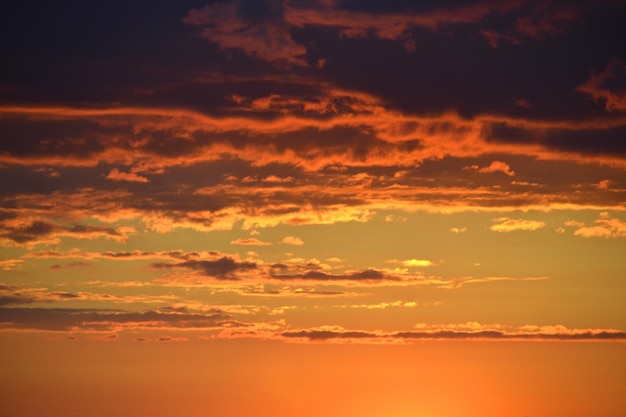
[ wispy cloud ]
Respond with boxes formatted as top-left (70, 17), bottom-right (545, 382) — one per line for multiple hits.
top-left (278, 323), bottom-right (626, 343)
top-left (184, 0), bottom-right (307, 66)
top-left (0, 284), bottom-right (178, 307)
top-left (106, 168), bottom-right (150, 183)
top-left (0, 306), bottom-right (237, 332)
top-left (231, 238), bottom-right (273, 246)
top-left (490, 217), bottom-right (546, 232)
top-left (577, 58), bottom-right (626, 111)
top-left (0, 259), bottom-right (23, 271)
top-left (467, 160), bottom-right (516, 176)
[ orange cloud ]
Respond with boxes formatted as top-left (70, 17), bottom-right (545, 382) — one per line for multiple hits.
top-left (597, 179), bottom-right (616, 190)
top-left (106, 168), bottom-right (149, 183)
top-left (490, 217), bottom-right (546, 232)
top-left (338, 301), bottom-right (418, 310)
top-left (0, 259), bottom-right (23, 271)
top-left (231, 238), bottom-right (273, 246)
top-left (184, 1), bottom-right (307, 66)
top-left (182, 0), bottom-right (582, 67)
top-left (2, 95), bottom-right (626, 242)
top-left (3, 102), bottom-right (626, 173)
top-left (182, 0), bottom-right (534, 66)
top-left (573, 216), bottom-right (626, 238)
top-left (577, 58), bottom-right (626, 111)
top-left (285, 0), bottom-right (526, 40)
top-left (280, 236), bottom-right (304, 245)
top-left (474, 160), bottom-right (516, 176)
top-left (0, 219), bottom-right (131, 247)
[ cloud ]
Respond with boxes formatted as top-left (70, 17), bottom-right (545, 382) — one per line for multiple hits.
top-left (280, 236), bottom-right (304, 245)
top-left (285, 1), bottom-right (526, 41)
top-left (465, 161), bottom-right (515, 176)
top-left (339, 301), bottom-right (418, 310)
top-left (400, 259), bottom-right (434, 267)
top-left (0, 306), bottom-right (238, 332)
top-left (135, 336), bottom-right (189, 343)
top-left (3, 101), bottom-right (626, 177)
top-left (597, 179), bottom-right (616, 190)
top-left (513, 3), bottom-right (581, 40)
top-left (0, 259), bottom-right (23, 271)
top-left (1, 4), bottom-right (626, 246)
top-left (184, 0), bottom-right (307, 66)
top-left (449, 227), bottom-right (467, 233)
top-left (279, 323), bottom-right (626, 343)
top-left (478, 161), bottom-right (515, 176)
top-left (480, 2), bottom-right (582, 47)
top-left (50, 262), bottom-right (91, 270)
top-left (0, 284), bottom-right (179, 307)
top-left (106, 168), bottom-right (149, 183)
top-left (0, 220), bottom-right (128, 247)
top-left (577, 58), bottom-right (626, 111)
top-left (269, 266), bottom-right (407, 283)
top-left (437, 276), bottom-right (549, 290)
top-left (573, 216), bottom-right (626, 238)
top-left (23, 249), bottom-right (226, 262)
top-left (182, 1), bottom-right (585, 66)
top-left (152, 256), bottom-right (258, 280)
top-left (231, 238), bottom-right (273, 246)
top-left (490, 217), bottom-right (546, 232)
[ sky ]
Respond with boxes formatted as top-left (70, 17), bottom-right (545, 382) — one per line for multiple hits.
top-left (1, 0), bottom-right (626, 416)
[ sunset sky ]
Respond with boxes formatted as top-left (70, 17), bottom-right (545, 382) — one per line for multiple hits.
top-left (1, 1), bottom-right (626, 416)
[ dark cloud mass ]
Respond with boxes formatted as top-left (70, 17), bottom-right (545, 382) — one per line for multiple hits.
top-left (0, 307), bottom-right (235, 332)
top-left (270, 268), bottom-right (393, 282)
top-left (152, 257), bottom-right (257, 280)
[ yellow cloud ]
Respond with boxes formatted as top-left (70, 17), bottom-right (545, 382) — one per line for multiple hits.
top-left (490, 218), bottom-right (545, 232)
top-left (280, 236), bottom-right (304, 245)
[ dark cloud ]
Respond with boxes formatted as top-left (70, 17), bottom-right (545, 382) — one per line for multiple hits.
top-left (0, 285), bottom-right (82, 306)
top-left (282, 330), bottom-right (374, 339)
top-left (0, 307), bottom-right (236, 332)
top-left (185, 0), bottom-right (307, 66)
top-left (152, 257), bottom-right (257, 280)
top-left (2, 221), bottom-right (57, 244)
top-left (577, 58), bottom-right (626, 111)
top-left (270, 267), bottom-right (397, 282)
top-left (395, 330), bottom-right (626, 340)
top-left (484, 122), bottom-right (626, 156)
top-left (2, 0), bottom-right (623, 121)
top-left (281, 328), bottom-right (626, 341)
top-left (0, 294), bottom-right (35, 306)
top-left (0, 220), bottom-right (124, 245)
top-left (50, 262), bottom-right (91, 270)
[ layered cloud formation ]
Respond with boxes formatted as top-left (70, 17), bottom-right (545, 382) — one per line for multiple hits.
top-left (1, 0), bottom-right (625, 342)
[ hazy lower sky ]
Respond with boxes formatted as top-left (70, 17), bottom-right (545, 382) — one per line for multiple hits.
top-left (1, 1), bottom-right (625, 416)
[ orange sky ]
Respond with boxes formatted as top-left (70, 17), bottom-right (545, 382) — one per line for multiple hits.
top-left (1, 1), bottom-right (626, 416)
